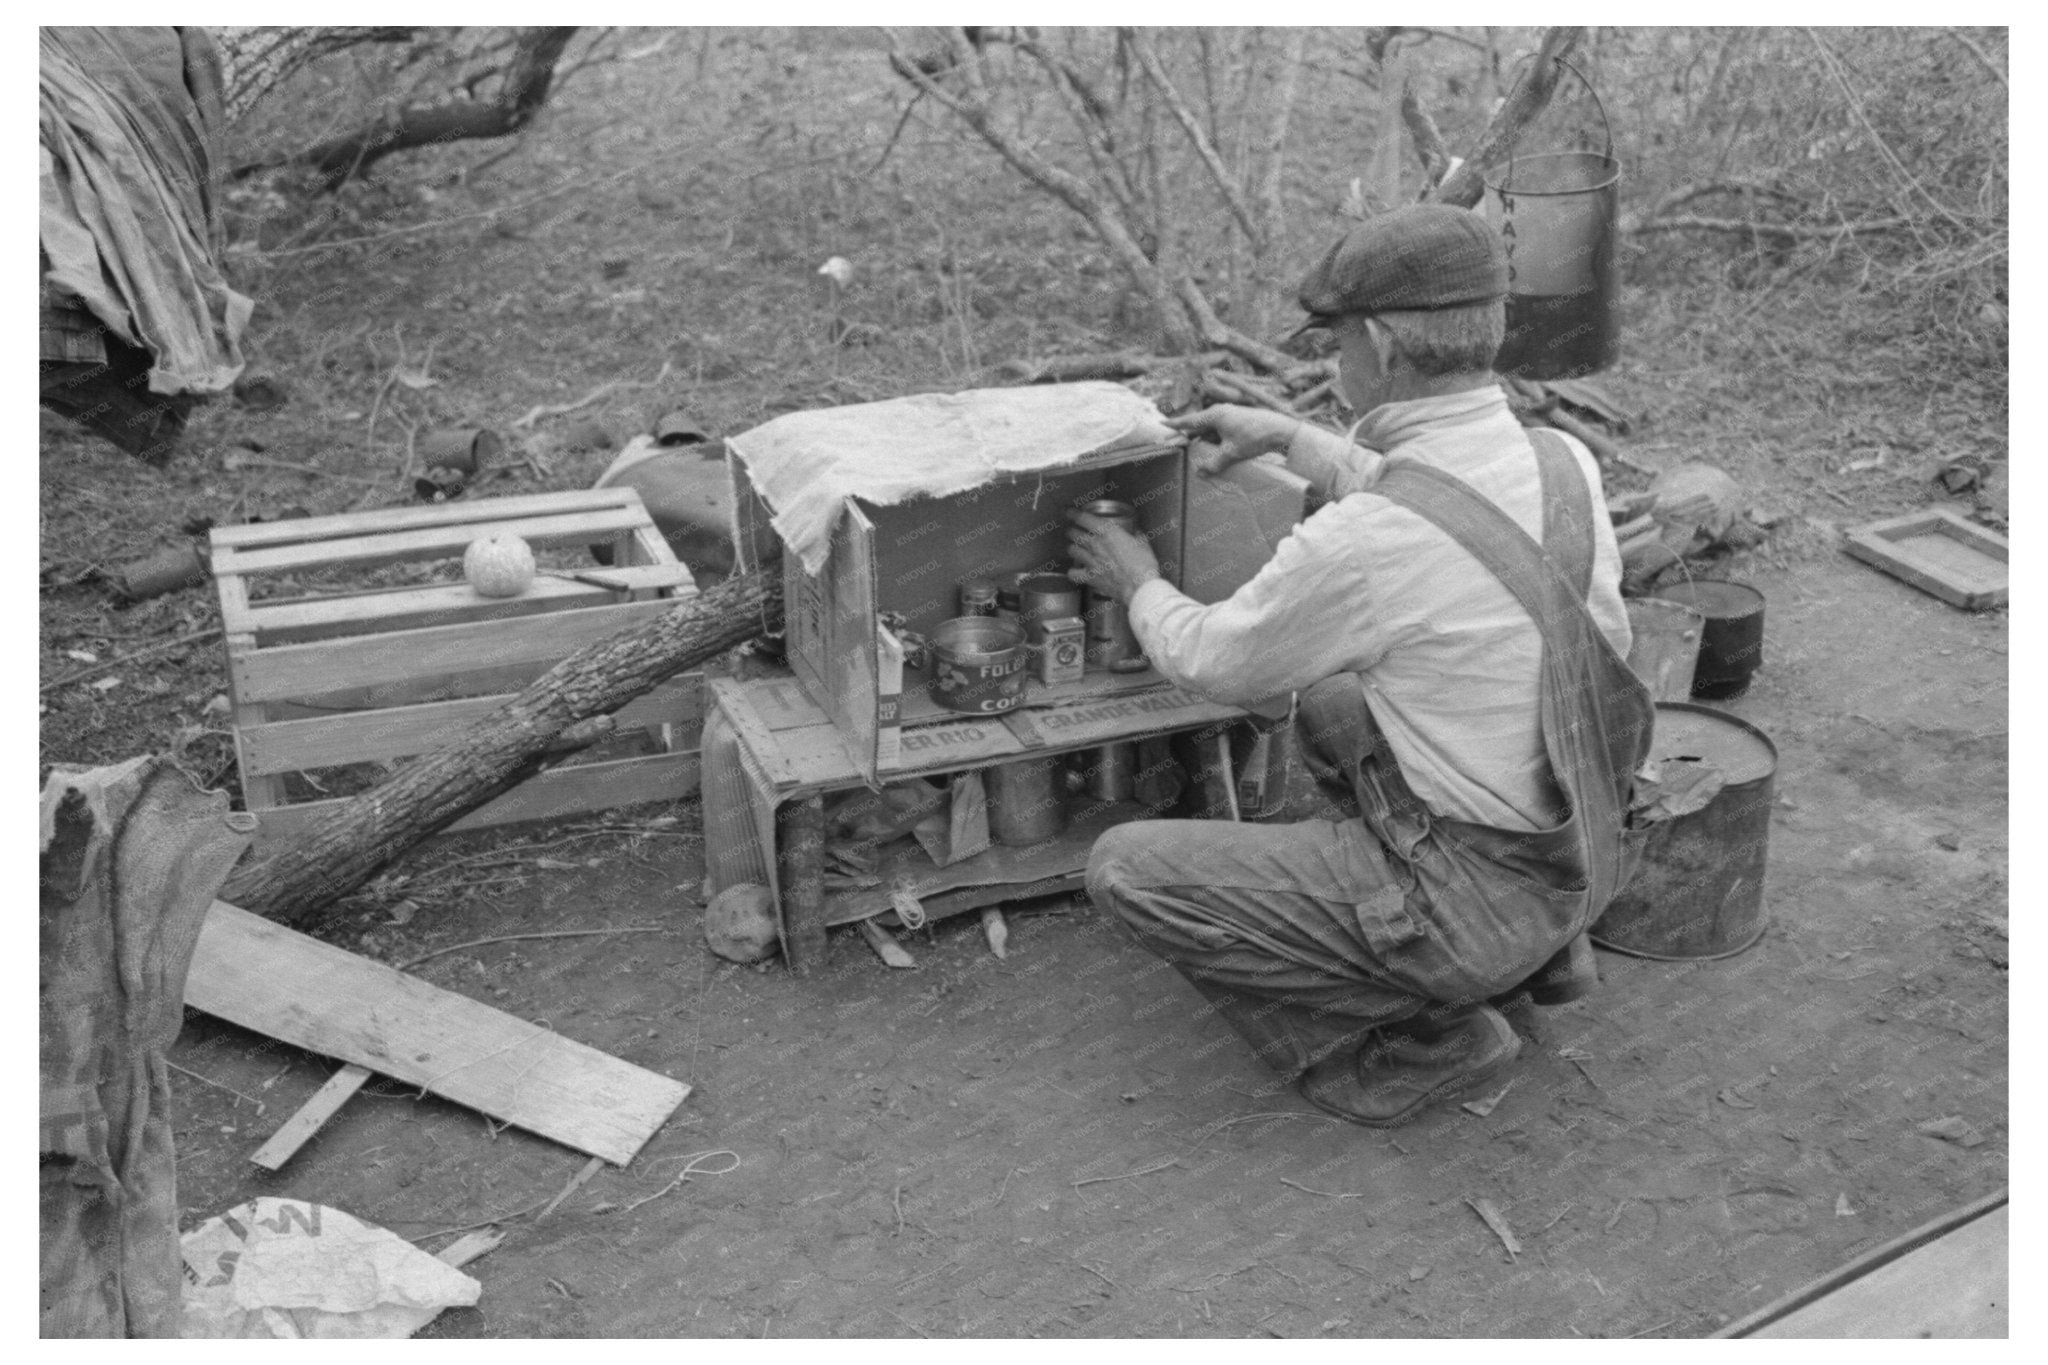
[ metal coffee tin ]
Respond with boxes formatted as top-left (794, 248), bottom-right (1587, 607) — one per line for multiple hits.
top-left (959, 577), bottom-right (999, 617)
top-left (1032, 616), bottom-right (1087, 685)
top-left (927, 616), bottom-right (1028, 714)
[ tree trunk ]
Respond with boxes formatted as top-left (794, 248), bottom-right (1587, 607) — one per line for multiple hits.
top-left (285, 27), bottom-right (578, 188)
top-left (220, 571), bottom-right (782, 925)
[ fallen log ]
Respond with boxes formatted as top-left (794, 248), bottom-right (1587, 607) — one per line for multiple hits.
top-left (220, 571), bottom-right (783, 924)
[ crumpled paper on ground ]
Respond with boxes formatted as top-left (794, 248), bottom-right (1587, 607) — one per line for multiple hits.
top-left (180, 1199), bottom-right (479, 1338)
top-left (1628, 757), bottom-right (1728, 825)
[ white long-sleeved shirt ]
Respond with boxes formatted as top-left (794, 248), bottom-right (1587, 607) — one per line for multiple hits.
top-left (1129, 387), bottom-right (1632, 832)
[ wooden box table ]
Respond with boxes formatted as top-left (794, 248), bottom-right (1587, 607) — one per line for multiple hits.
top-left (705, 665), bottom-right (1248, 967)
top-left (209, 488), bottom-right (703, 851)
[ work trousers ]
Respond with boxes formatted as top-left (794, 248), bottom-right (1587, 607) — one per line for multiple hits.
top-left (1087, 674), bottom-right (1560, 1079)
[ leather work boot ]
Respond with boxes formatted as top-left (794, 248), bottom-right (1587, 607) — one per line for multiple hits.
top-left (1491, 932), bottom-right (1600, 1009)
top-left (1296, 1004), bottom-right (1521, 1127)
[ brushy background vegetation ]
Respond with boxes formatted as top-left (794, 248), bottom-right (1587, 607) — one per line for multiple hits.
top-left (42, 25), bottom-right (2007, 786)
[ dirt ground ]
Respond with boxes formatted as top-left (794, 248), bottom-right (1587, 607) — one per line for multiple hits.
top-left (40, 30), bottom-right (2005, 1339)
top-left (154, 544), bottom-right (2007, 1339)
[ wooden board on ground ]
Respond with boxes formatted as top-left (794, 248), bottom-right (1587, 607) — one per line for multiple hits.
top-left (188, 901), bottom-right (689, 1166)
top-left (1844, 509), bottom-right (2008, 610)
top-left (249, 1063), bottom-right (372, 1170)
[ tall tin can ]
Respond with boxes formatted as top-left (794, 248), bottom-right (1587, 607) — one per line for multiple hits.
top-left (1076, 500), bottom-right (1142, 667)
top-left (1085, 587), bottom-right (1141, 667)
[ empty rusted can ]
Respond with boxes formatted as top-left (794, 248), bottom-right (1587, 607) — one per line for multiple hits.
top-left (1594, 703), bottom-right (1777, 960)
top-left (112, 541), bottom-right (208, 601)
top-left (419, 427), bottom-right (502, 475)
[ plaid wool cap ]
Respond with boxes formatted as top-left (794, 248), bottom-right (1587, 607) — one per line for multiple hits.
top-left (1294, 204), bottom-right (1509, 330)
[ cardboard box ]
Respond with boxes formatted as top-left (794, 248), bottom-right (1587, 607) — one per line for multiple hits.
top-left (732, 442), bottom-right (1305, 786)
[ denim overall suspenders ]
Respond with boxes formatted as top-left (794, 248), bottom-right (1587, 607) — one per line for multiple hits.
top-left (1337, 429), bottom-right (1657, 1003)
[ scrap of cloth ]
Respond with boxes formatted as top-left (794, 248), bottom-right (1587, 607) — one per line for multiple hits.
top-left (725, 382), bottom-right (1178, 576)
top-left (40, 757), bottom-right (253, 1337)
top-left (40, 27), bottom-right (251, 395)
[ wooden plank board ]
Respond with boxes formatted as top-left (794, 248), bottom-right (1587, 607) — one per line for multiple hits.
top-left (743, 687), bottom-right (1239, 793)
top-left (1845, 509), bottom-right (2008, 610)
top-left (705, 677), bottom-right (805, 787)
top-left (240, 675), bottom-right (704, 776)
top-left (1750, 1205), bottom-right (2006, 1338)
top-left (188, 901), bottom-right (689, 1166)
top-left (232, 598), bottom-right (680, 702)
top-left (249, 751), bottom-right (700, 851)
top-left (249, 1063), bottom-right (371, 1170)
top-left (216, 506), bottom-right (654, 577)
top-left (209, 487), bottom-right (646, 550)
top-left (244, 570), bottom-right (692, 645)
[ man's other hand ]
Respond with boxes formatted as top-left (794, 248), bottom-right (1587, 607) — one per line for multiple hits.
top-left (1065, 508), bottom-right (1161, 602)
top-left (1166, 404), bottom-right (1298, 475)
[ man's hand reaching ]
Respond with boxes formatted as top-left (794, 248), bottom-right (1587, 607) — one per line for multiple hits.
top-left (1065, 508), bottom-right (1161, 603)
top-left (1166, 403), bottom-right (1300, 476)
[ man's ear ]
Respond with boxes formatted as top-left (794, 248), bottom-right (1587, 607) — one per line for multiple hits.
top-left (1363, 316), bottom-right (1401, 374)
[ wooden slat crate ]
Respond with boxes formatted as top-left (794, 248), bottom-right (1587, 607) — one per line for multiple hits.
top-left (209, 489), bottom-right (703, 851)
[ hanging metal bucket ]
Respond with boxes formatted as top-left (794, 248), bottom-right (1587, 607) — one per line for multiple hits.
top-left (1483, 61), bottom-right (1622, 380)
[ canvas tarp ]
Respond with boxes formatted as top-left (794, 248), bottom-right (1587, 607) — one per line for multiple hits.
top-left (40, 27), bottom-right (251, 395)
top-left (724, 383), bottom-right (1178, 577)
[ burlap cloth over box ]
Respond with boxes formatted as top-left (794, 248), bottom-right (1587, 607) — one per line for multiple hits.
top-left (724, 382), bottom-right (1178, 577)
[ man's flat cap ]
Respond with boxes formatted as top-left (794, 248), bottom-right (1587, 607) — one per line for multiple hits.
top-left (1295, 204), bottom-right (1508, 328)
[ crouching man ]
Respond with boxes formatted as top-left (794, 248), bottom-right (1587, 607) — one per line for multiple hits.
top-left (1066, 204), bottom-right (1653, 1127)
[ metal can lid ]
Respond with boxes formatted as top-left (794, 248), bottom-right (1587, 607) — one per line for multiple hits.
top-left (1078, 499), bottom-right (1135, 519)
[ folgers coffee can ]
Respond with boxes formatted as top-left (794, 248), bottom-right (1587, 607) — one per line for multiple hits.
top-left (927, 616), bottom-right (1027, 714)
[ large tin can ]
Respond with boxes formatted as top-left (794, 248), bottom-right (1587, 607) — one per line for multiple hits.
top-left (1594, 703), bottom-right (1777, 960)
top-left (1085, 587), bottom-right (1141, 667)
top-left (1018, 575), bottom-right (1083, 641)
top-left (1076, 500), bottom-right (1143, 666)
top-left (926, 616), bottom-right (1028, 714)
top-left (986, 757), bottom-right (1068, 846)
